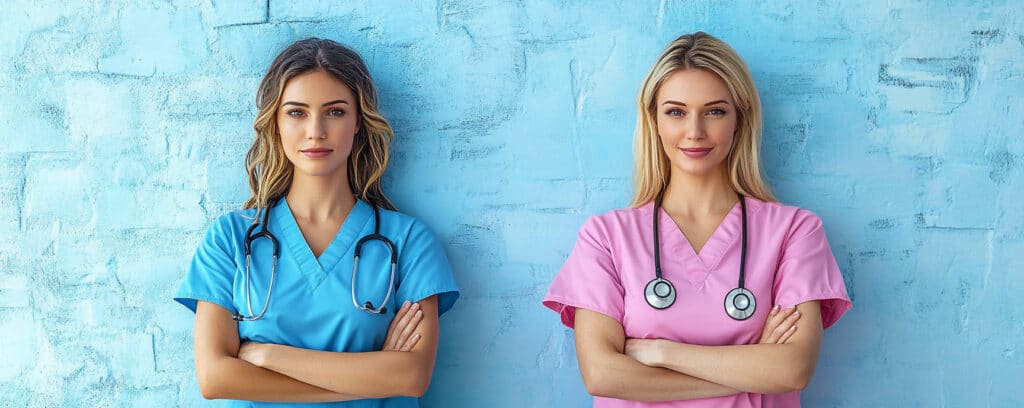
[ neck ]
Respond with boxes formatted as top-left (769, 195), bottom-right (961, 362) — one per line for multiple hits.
top-left (660, 165), bottom-right (737, 218)
top-left (285, 172), bottom-right (356, 223)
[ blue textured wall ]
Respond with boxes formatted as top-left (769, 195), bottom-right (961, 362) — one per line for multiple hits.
top-left (2, 1), bottom-right (1022, 406)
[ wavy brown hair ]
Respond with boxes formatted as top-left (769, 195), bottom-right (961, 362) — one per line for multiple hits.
top-left (630, 32), bottom-right (776, 207)
top-left (243, 37), bottom-right (396, 211)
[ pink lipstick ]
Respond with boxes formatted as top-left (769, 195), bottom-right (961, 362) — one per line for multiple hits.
top-left (301, 148), bottom-right (333, 158)
top-left (681, 147), bottom-right (712, 158)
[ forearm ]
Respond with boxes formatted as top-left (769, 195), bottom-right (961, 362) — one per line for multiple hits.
top-left (260, 345), bottom-right (434, 398)
top-left (652, 302), bottom-right (824, 394)
top-left (199, 355), bottom-right (361, 402)
top-left (656, 342), bottom-right (814, 394)
top-left (582, 350), bottom-right (739, 401)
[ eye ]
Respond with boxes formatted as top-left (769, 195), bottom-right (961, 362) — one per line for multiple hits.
top-left (327, 108), bottom-right (346, 117)
top-left (286, 109), bottom-right (305, 118)
top-left (665, 108), bottom-right (685, 117)
top-left (707, 108), bottom-right (727, 116)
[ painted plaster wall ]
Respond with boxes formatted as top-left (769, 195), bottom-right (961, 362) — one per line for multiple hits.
top-left (1, 0), bottom-right (1021, 406)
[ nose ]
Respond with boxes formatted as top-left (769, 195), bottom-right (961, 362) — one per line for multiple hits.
top-left (685, 115), bottom-right (706, 140)
top-left (306, 115), bottom-right (327, 140)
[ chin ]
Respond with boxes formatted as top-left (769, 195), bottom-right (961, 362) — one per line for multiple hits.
top-left (295, 164), bottom-right (346, 178)
top-left (670, 159), bottom-right (727, 177)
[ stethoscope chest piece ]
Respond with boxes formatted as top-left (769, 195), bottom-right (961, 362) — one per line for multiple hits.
top-left (724, 287), bottom-right (755, 320)
top-left (644, 277), bottom-right (676, 309)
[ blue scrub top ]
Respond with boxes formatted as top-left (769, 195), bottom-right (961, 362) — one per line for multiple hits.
top-left (175, 199), bottom-right (460, 407)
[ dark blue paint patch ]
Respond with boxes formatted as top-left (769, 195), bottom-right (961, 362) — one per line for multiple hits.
top-left (911, 155), bottom-right (940, 177)
top-left (447, 222), bottom-right (502, 269)
top-left (449, 143), bottom-right (505, 161)
top-left (767, 123), bottom-right (808, 167)
top-left (914, 212), bottom-right (927, 227)
top-left (878, 56), bottom-right (977, 96)
top-left (988, 150), bottom-right (1016, 184)
top-left (838, 250), bottom-right (855, 302)
top-left (971, 29), bottom-right (1003, 47)
top-left (40, 104), bottom-right (67, 131)
top-left (870, 218), bottom-right (897, 229)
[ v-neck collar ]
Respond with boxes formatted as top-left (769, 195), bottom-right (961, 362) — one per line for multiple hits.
top-left (271, 198), bottom-right (373, 291)
top-left (652, 197), bottom-right (763, 274)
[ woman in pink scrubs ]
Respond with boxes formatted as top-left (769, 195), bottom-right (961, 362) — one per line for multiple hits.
top-left (543, 32), bottom-right (851, 407)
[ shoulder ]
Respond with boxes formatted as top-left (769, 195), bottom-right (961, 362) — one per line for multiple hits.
top-left (591, 204), bottom-right (651, 225)
top-left (375, 207), bottom-right (439, 242)
top-left (203, 208), bottom-right (259, 239)
top-left (210, 207), bottom-right (259, 231)
top-left (575, 204), bottom-right (650, 241)
top-left (747, 198), bottom-right (825, 240)
top-left (190, 208), bottom-right (259, 256)
top-left (375, 207), bottom-right (424, 230)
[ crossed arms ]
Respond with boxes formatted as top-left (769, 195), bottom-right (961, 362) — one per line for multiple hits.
top-left (193, 297), bottom-right (438, 402)
top-left (575, 301), bottom-right (822, 401)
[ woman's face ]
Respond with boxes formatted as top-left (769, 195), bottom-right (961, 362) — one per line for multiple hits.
top-left (277, 70), bottom-right (360, 179)
top-left (655, 69), bottom-right (738, 178)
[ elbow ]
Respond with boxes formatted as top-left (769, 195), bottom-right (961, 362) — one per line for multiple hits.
top-left (580, 365), bottom-right (616, 398)
top-left (196, 358), bottom-right (231, 400)
top-left (786, 368), bottom-right (813, 392)
top-left (774, 364), bottom-right (815, 393)
top-left (401, 379), bottom-right (430, 398)
top-left (196, 367), bottom-right (224, 400)
top-left (396, 365), bottom-right (433, 398)
top-left (198, 383), bottom-right (221, 400)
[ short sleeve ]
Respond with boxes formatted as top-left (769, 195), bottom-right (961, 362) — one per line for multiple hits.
top-left (773, 212), bottom-right (851, 329)
top-left (543, 216), bottom-right (625, 329)
top-left (395, 220), bottom-right (460, 316)
top-left (173, 216), bottom-right (239, 314)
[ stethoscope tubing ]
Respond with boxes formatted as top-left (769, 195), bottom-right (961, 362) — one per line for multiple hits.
top-left (351, 205), bottom-right (398, 314)
top-left (236, 205), bottom-right (279, 321)
top-left (648, 190), bottom-right (755, 320)
top-left (233, 201), bottom-right (396, 321)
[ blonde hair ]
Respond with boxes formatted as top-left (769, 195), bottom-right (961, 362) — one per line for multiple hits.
top-left (629, 32), bottom-right (776, 207)
top-left (243, 38), bottom-right (396, 211)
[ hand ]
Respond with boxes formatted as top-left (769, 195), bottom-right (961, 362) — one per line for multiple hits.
top-left (237, 341), bottom-right (270, 367)
top-left (381, 301), bottom-right (423, 352)
top-left (758, 305), bottom-right (801, 344)
top-left (624, 338), bottom-right (665, 367)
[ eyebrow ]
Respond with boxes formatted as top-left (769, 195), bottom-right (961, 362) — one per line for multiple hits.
top-left (660, 99), bottom-right (731, 107)
top-left (281, 99), bottom-right (350, 107)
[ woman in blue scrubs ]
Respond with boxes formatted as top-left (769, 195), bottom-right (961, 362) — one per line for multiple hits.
top-left (174, 38), bottom-right (459, 406)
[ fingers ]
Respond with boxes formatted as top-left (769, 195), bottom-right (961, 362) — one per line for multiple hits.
top-left (759, 305), bottom-right (788, 343)
top-left (768, 308), bottom-right (801, 344)
top-left (776, 324), bottom-right (798, 344)
top-left (760, 305), bottom-right (800, 344)
top-left (394, 305), bottom-right (424, 351)
top-left (383, 302), bottom-right (424, 352)
top-left (399, 333), bottom-right (421, 352)
top-left (383, 301), bottom-right (413, 350)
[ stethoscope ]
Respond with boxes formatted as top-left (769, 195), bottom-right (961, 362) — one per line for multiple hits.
top-left (645, 190), bottom-right (756, 320)
top-left (233, 201), bottom-right (397, 321)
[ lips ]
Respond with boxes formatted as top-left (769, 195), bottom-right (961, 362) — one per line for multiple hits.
top-left (300, 148), bottom-right (333, 158)
top-left (680, 147), bottom-right (712, 158)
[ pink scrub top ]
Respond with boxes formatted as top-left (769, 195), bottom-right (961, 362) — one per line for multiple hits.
top-left (543, 197), bottom-right (851, 408)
